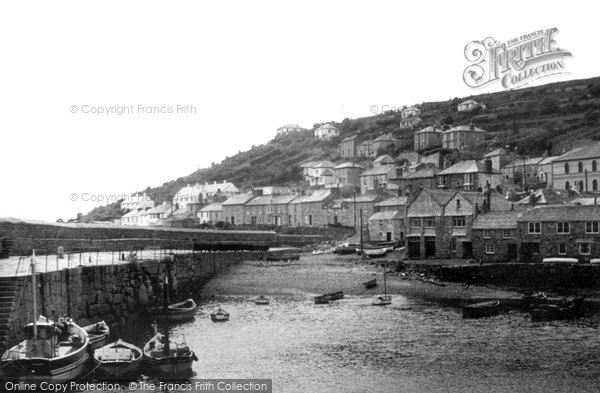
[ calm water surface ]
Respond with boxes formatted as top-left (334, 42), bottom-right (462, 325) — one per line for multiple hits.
top-left (85, 294), bottom-right (600, 393)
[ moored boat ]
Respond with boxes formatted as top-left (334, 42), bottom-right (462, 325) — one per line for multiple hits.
top-left (463, 300), bottom-right (500, 318)
top-left (530, 298), bottom-right (585, 322)
top-left (210, 307), bottom-right (230, 322)
top-left (333, 243), bottom-right (360, 255)
top-left (325, 291), bottom-right (345, 300)
top-left (254, 295), bottom-right (270, 305)
top-left (167, 298), bottom-right (197, 321)
top-left (143, 323), bottom-right (197, 377)
top-left (94, 339), bottom-right (142, 377)
top-left (0, 251), bottom-right (90, 383)
top-left (314, 295), bottom-right (330, 305)
top-left (363, 279), bottom-right (377, 289)
top-left (83, 320), bottom-right (110, 351)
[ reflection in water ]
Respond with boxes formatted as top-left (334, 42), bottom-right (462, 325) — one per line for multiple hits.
top-left (86, 295), bottom-right (600, 393)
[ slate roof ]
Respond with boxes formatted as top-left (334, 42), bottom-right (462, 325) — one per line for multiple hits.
top-left (484, 148), bottom-right (509, 157)
top-left (472, 210), bottom-right (522, 230)
top-left (373, 154), bottom-right (394, 163)
top-left (334, 162), bottom-right (364, 170)
top-left (340, 135), bottom-right (359, 142)
top-left (375, 197), bottom-right (408, 207)
top-left (342, 194), bottom-right (377, 204)
top-left (415, 126), bottom-right (443, 134)
top-left (245, 195), bottom-right (298, 206)
top-left (553, 142), bottom-right (600, 162)
top-left (289, 190), bottom-right (332, 204)
top-left (199, 203), bottom-right (223, 212)
top-left (222, 193), bottom-right (256, 206)
top-left (360, 166), bottom-right (396, 177)
top-left (418, 188), bottom-right (457, 206)
top-left (447, 125), bottom-right (485, 133)
top-left (438, 160), bottom-right (501, 175)
top-left (518, 205), bottom-right (600, 221)
top-left (145, 202), bottom-right (173, 214)
top-left (403, 167), bottom-right (441, 179)
top-left (368, 211), bottom-right (402, 221)
top-left (515, 189), bottom-right (569, 205)
top-left (313, 160), bottom-right (336, 169)
top-left (459, 192), bottom-right (513, 211)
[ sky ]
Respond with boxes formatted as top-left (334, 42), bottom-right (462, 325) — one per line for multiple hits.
top-left (0, 1), bottom-right (597, 222)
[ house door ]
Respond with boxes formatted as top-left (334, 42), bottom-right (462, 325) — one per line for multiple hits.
top-left (520, 242), bottom-right (540, 263)
top-left (408, 238), bottom-right (420, 259)
top-left (462, 241), bottom-right (473, 259)
top-left (507, 243), bottom-right (518, 261)
top-left (425, 237), bottom-right (436, 258)
top-left (386, 232), bottom-right (392, 241)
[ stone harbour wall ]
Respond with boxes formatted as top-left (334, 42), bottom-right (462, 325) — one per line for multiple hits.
top-left (1, 251), bottom-right (261, 354)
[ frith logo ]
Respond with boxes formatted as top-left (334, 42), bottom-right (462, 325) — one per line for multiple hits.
top-left (463, 28), bottom-right (572, 89)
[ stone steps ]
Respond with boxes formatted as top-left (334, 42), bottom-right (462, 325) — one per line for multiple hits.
top-left (0, 277), bottom-right (23, 356)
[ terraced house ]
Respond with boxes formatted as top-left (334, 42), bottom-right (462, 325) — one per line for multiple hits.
top-left (289, 190), bottom-right (335, 227)
top-left (243, 194), bottom-right (298, 225)
top-left (518, 205), bottom-right (600, 263)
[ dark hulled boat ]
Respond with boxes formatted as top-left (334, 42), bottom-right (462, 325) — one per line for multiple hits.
top-left (463, 300), bottom-right (501, 319)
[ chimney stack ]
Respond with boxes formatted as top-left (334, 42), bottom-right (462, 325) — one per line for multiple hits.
top-left (529, 190), bottom-right (536, 206)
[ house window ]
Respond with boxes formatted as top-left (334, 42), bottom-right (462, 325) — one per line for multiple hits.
top-left (594, 180), bottom-right (598, 191)
top-left (586, 221), bottom-right (599, 234)
top-left (579, 242), bottom-right (591, 255)
top-left (502, 229), bottom-right (511, 239)
top-left (450, 237), bottom-right (457, 252)
top-left (485, 244), bottom-right (494, 254)
top-left (267, 204), bottom-right (273, 213)
top-left (593, 160), bottom-right (598, 172)
top-left (452, 216), bottom-right (466, 228)
top-left (528, 222), bottom-right (541, 234)
top-left (565, 181), bottom-right (570, 190)
top-left (456, 199), bottom-right (461, 209)
top-left (308, 215), bottom-right (312, 226)
top-left (558, 244), bottom-right (567, 255)
top-left (556, 222), bottom-right (570, 234)
top-left (424, 217), bottom-right (436, 228)
top-left (578, 162), bottom-right (583, 173)
top-left (409, 218), bottom-right (422, 228)
top-left (483, 230), bottom-right (491, 239)
top-left (564, 163), bottom-right (569, 174)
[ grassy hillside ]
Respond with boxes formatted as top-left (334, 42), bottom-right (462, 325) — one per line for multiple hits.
top-left (79, 76), bottom-right (600, 222)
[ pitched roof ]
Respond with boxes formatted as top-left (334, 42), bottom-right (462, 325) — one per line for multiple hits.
top-left (299, 161), bottom-right (317, 168)
top-left (375, 197), bottom-right (408, 207)
top-left (145, 202), bottom-right (173, 214)
top-left (222, 193), bottom-right (255, 206)
top-left (360, 165), bottom-right (396, 177)
top-left (459, 192), bottom-right (513, 211)
top-left (503, 157), bottom-right (544, 168)
top-left (368, 211), bottom-right (402, 221)
top-left (484, 148), bottom-right (509, 157)
top-left (415, 126), bottom-right (443, 134)
top-left (438, 160), bottom-right (500, 175)
top-left (290, 190), bottom-right (332, 204)
top-left (245, 194), bottom-right (298, 206)
top-left (277, 124), bottom-right (304, 130)
top-left (342, 194), bottom-right (377, 203)
top-left (518, 205), bottom-right (600, 221)
top-left (552, 142), bottom-right (600, 162)
top-left (402, 167), bottom-right (441, 179)
top-left (447, 125), bottom-right (485, 133)
top-left (373, 154), bottom-right (394, 163)
top-left (199, 203), bottom-right (223, 212)
top-left (472, 210), bottom-right (522, 229)
top-left (313, 160), bottom-right (336, 168)
top-left (175, 182), bottom-right (239, 196)
top-left (373, 133), bottom-right (396, 143)
top-left (415, 188), bottom-right (457, 206)
top-left (459, 99), bottom-right (479, 105)
top-left (316, 123), bottom-right (339, 131)
top-left (515, 189), bottom-right (569, 205)
top-left (334, 162), bottom-right (364, 170)
top-left (340, 135), bottom-right (359, 142)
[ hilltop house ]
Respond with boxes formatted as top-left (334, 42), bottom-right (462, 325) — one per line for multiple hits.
top-left (551, 142), bottom-right (600, 192)
top-left (414, 126), bottom-right (443, 151)
top-left (356, 140), bottom-right (374, 157)
top-left (372, 133), bottom-right (397, 154)
top-left (436, 159), bottom-right (503, 191)
top-left (457, 99), bottom-right (485, 112)
top-left (442, 124), bottom-right (485, 151)
top-left (401, 106), bottom-right (421, 118)
top-left (314, 123), bottom-right (340, 140)
top-left (373, 154), bottom-right (395, 167)
top-left (339, 135), bottom-right (360, 158)
top-left (333, 162), bottom-right (363, 188)
top-left (483, 148), bottom-right (513, 171)
top-left (400, 116), bottom-right (422, 129)
top-left (307, 161), bottom-right (336, 187)
top-left (276, 124), bottom-right (305, 136)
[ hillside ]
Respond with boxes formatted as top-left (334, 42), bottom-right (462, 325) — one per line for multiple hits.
top-left (79, 76), bottom-right (600, 222)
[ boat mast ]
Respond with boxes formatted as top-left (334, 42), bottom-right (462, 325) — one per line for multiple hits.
top-left (31, 250), bottom-right (37, 338)
top-left (383, 262), bottom-right (387, 298)
top-left (360, 209), bottom-right (365, 262)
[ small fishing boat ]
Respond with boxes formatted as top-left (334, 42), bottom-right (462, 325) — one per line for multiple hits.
top-left (167, 298), bottom-right (197, 321)
top-left (372, 263), bottom-right (392, 306)
top-left (0, 251), bottom-right (90, 382)
top-left (333, 243), bottom-right (360, 255)
top-left (463, 300), bottom-right (500, 319)
top-left (143, 323), bottom-right (197, 376)
top-left (325, 291), bottom-right (345, 300)
top-left (356, 246), bottom-right (389, 258)
top-left (363, 279), bottom-right (377, 289)
top-left (93, 339), bottom-right (143, 377)
top-left (530, 298), bottom-right (585, 322)
top-left (210, 307), bottom-right (230, 322)
top-left (314, 295), bottom-right (330, 305)
top-left (254, 295), bottom-right (270, 305)
top-left (83, 320), bottom-right (110, 351)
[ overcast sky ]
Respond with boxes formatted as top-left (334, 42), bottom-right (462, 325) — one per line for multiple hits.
top-left (0, 1), bottom-right (596, 222)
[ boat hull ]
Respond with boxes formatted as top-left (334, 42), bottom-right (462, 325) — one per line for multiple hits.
top-left (363, 279), bottom-right (377, 289)
top-left (84, 321), bottom-right (110, 351)
top-left (372, 296), bottom-right (392, 306)
top-left (463, 300), bottom-right (501, 319)
top-left (0, 347), bottom-right (90, 383)
top-left (143, 353), bottom-right (195, 377)
top-left (94, 340), bottom-right (143, 377)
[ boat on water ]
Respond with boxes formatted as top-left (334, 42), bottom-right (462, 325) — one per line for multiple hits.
top-left (530, 298), bottom-right (585, 322)
top-left (254, 295), bottom-right (270, 305)
top-left (372, 263), bottom-right (392, 306)
top-left (463, 300), bottom-right (500, 318)
top-left (83, 320), bottom-right (110, 351)
top-left (363, 278), bottom-right (377, 289)
top-left (143, 322), bottom-right (197, 377)
top-left (210, 307), bottom-right (230, 322)
top-left (325, 291), bottom-right (345, 300)
top-left (0, 251), bottom-right (90, 383)
top-left (93, 339), bottom-right (142, 377)
top-left (167, 298), bottom-right (197, 321)
top-left (314, 295), bottom-right (330, 304)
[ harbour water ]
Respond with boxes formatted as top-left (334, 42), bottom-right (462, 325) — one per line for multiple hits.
top-left (90, 295), bottom-right (600, 393)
